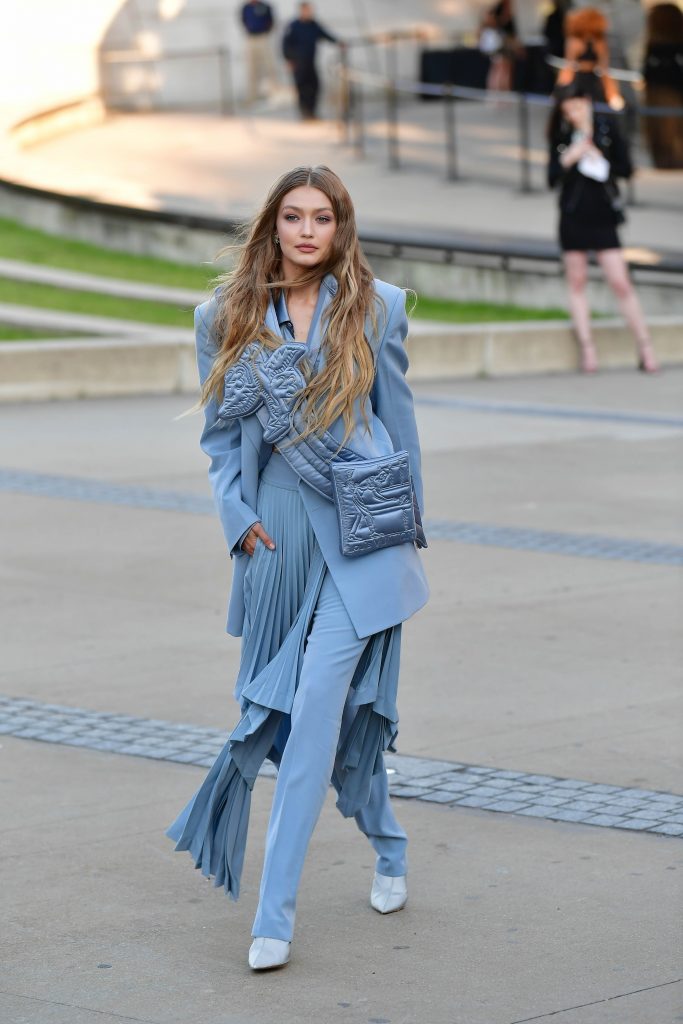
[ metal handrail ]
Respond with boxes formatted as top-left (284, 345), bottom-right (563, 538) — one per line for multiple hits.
top-left (1, 173), bottom-right (681, 276)
top-left (337, 59), bottom-right (683, 198)
top-left (100, 45), bottom-right (236, 116)
top-left (342, 63), bottom-right (683, 119)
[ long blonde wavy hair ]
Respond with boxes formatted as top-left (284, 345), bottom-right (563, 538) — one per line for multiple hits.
top-left (201, 165), bottom-right (379, 445)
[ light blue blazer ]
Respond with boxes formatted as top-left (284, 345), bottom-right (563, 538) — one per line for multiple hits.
top-left (195, 274), bottom-right (429, 640)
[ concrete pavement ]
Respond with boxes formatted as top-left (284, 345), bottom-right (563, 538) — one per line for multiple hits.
top-left (1, 735), bottom-right (681, 1024)
top-left (1, 369), bottom-right (682, 1022)
top-left (1, 372), bottom-right (681, 786)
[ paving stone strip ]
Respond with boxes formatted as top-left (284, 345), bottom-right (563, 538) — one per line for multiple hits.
top-left (1, 696), bottom-right (681, 838)
top-left (2, 468), bottom-right (682, 567)
top-left (416, 394), bottom-right (683, 429)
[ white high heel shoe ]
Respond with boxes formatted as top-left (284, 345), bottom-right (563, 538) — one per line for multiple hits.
top-left (248, 937), bottom-right (291, 971)
top-left (370, 872), bottom-right (408, 914)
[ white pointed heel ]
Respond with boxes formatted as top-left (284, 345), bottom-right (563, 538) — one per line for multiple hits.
top-left (248, 936), bottom-right (291, 971)
top-left (370, 872), bottom-right (408, 914)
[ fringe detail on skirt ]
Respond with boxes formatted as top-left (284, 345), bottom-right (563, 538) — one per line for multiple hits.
top-left (166, 463), bottom-right (400, 898)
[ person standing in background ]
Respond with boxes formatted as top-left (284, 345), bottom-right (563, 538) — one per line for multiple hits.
top-left (481, 0), bottom-right (520, 93)
top-left (241, 0), bottom-right (278, 105)
top-left (543, 0), bottom-right (573, 61)
top-left (642, 3), bottom-right (683, 168)
top-left (282, 3), bottom-right (341, 120)
top-left (547, 85), bottom-right (659, 374)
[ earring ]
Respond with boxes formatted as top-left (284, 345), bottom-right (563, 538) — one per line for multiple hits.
top-left (273, 233), bottom-right (280, 246)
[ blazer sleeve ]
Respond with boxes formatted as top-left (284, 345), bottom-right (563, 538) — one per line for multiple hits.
top-left (601, 121), bottom-right (633, 180)
top-left (548, 146), bottom-right (562, 189)
top-left (282, 22), bottom-right (295, 60)
top-left (316, 21), bottom-right (338, 44)
top-left (195, 303), bottom-right (261, 557)
top-left (547, 132), bottom-right (566, 190)
top-left (370, 289), bottom-right (425, 517)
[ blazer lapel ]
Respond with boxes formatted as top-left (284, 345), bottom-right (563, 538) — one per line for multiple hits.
top-left (306, 273), bottom-right (337, 370)
top-left (240, 294), bottom-right (277, 461)
top-left (244, 276), bottom-right (337, 459)
top-left (265, 293), bottom-right (281, 337)
top-left (242, 412), bottom-right (264, 451)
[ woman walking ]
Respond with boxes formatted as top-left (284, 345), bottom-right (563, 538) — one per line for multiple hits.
top-left (548, 84), bottom-right (659, 373)
top-left (166, 165), bottom-right (429, 971)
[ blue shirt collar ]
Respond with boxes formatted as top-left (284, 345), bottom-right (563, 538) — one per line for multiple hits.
top-left (274, 289), bottom-right (294, 340)
top-left (274, 273), bottom-right (336, 345)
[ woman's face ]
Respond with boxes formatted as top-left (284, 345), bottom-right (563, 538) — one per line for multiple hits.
top-left (275, 186), bottom-right (337, 277)
top-left (562, 96), bottom-right (591, 129)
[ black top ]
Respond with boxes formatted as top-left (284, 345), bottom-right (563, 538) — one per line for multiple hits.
top-left (643, 44), bottom-right (683, 96)
top-left (543, 8), bottom-right (566, 59)
top-left (241, 1), bottom-right (273, 36)
top-left (282, 19), bottom-right (337, 64)
top-left (490, 0), bottom-right (516, 37)
top-left (548, 112), bottom-right (632, 222)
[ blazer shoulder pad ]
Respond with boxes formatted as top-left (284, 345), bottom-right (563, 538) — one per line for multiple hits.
top-left (372, 277), bottom-right (403, 310)
top-left (366, 279), bottom-right (404, 352)
top-left (195, 289), bottom-right (221, 343)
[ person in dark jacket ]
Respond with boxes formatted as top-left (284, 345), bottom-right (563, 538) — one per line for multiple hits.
top-left (543, 0), bottom-right (572, 61)
top-left (547, 84), bottom-right (658, 373)
top-left (282, 2), bottom-right (340, 119)
top-left (642, 3), bottom-right (683, 168)
top-left (481, 0), bottom-right (520, 93)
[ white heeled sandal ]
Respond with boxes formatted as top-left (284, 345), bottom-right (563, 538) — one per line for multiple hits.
top-left (370, 872), bottom-right (408, 914)
top-left (248, 936), bottom-right (291, 971)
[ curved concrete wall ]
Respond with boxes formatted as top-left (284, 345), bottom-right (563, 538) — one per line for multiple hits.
top-left (97, 0), bottom-right (490, 111)
top-left (3, 1), bottom-right (650, 120)
top-left (3, 0), bottom-right (566, 121)
top-left (2, 1), bottom-right (123, 118)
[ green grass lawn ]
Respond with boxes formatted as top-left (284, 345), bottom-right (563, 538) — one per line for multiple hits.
top-left (0, 278), bottom-right (192, 328)
top-left (412, 295), bottom-right (569, 323)
top-left (0, 217), bottom-right (572, 328)
top-left (0, 323), bottom-right (87, 341)
top-left (0, 218), bottom-right (218, 290)
top-left (0, 276), bottom-right (571, 333)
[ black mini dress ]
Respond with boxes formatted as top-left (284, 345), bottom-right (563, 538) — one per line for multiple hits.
top-left (558, 177), bottom-right (621, 252)
top-left (548, 113), bottom-right (632, 253)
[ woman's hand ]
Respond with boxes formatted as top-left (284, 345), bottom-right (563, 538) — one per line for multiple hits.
top-left (241, 523), bottom-right (276, 556)
top-left (584, 141), bottom-right (603, 161)
top-left (560, 136), bottom-right (593, 169)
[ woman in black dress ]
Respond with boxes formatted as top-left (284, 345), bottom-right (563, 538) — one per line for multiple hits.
top-left (548, 86), bottom-right (659, 373)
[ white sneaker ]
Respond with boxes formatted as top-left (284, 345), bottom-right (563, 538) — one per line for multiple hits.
top-left (248, 936), bottom-right (291, 971)
top-left (370, 872), bottom-right (408, 914)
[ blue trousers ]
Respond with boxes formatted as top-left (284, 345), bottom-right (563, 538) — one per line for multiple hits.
top-left (251, 569), bottom-right (408, 942)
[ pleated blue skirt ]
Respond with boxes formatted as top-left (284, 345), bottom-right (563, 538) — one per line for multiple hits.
top-left (166, 453), bottom-right (401, 898)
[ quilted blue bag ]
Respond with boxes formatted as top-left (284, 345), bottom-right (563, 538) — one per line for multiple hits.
top-left (218, 342), bottom-right (426, 556)
top-left (330, 452), bottom-right (417, 557)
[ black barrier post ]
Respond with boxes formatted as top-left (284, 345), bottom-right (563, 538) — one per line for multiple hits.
top-left (444, 85), bottom-right (458, 181)
top-left (339, 46), bottom-right (351, 143)
top-left (386, 37), bottom-right (400, 170)
top-left (387, 81), bottom-right (400, 169)
top-left (625, 109), bottom-right (636, 207)
top-left (353, 77), bottom-right (365, 158)
top-left (218, 47), bottom-right (234, 116)
top-left (518, 92), bottom-right (532, 192)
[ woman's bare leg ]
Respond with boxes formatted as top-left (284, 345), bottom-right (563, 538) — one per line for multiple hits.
top-left (596, 248), bottom-right (659, 371)
top-left (563, 250), bottom-right (598, 372)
